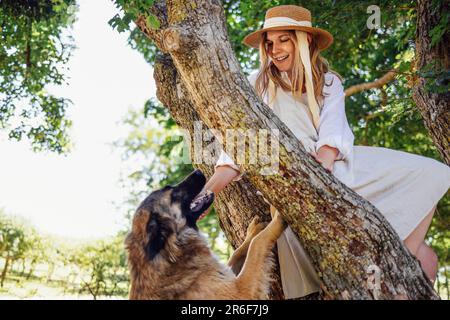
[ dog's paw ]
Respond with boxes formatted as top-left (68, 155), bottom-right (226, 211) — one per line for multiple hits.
top-left (246, 216), bottom-right (268, 240)
top-left (269, 205), bottom-right (277, 219)
top-left (271, 210), bottom-right (288, 232)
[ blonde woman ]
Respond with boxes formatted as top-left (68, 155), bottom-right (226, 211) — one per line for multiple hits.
top-left (200, 5), bottom-right (450, 299)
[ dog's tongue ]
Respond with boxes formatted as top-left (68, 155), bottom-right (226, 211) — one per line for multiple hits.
top-left (190, 189), bottom-right (213, 212)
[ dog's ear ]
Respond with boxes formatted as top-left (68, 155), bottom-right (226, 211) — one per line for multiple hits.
top-left (145, 214), bottom-right (173, 260)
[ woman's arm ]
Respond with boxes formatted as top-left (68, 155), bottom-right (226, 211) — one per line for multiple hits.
top-left (204, 165), bottom-right (241, 194)
top-left (198, 165), bottom-right (240, 219)
top-left (315, 73), bottom-right (354, 161)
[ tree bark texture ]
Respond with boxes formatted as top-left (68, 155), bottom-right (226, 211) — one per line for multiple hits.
top-left (412, 0), bottom-right (450, 165)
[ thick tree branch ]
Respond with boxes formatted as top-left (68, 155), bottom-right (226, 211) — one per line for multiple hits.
top-left (344, 70), bottom-right (397, 97)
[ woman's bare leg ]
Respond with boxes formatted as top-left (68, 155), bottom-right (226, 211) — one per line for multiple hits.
top-left (404, 205), bottom-right (436, 255)
top-left (416, 242), bottom-right (438, 283)
top-left (403, 205), bottom-right (438, 283)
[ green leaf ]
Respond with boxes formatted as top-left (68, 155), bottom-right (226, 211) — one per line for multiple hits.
top-left (146, 14), bottom-right (160, 30)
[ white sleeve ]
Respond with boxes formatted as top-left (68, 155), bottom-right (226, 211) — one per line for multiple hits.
top-left (215, 150), bottom-right (244, 182)
top-left (315, 74), bottom-right (354, 160)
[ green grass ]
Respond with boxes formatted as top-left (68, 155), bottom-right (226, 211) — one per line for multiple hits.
top-left (0, 272), bottom-right (127, 300)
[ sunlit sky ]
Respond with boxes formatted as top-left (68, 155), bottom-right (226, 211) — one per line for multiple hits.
top-left (0, 0), bottom-right (155, 239)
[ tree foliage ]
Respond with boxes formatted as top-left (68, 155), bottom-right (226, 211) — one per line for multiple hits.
top-left (69, 235), bottom-right (129, 299)
top-left (0, 0), bottom-right (77, 153)
top-left (0, 211), bottom-right (40, 287)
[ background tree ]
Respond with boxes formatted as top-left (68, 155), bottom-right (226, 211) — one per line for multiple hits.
top-left (69, 235), bottom-right (129, 300)
top-left (0, 212), bottom-right (32, 287)
top-left (0, 0), bottom-right (77, 153)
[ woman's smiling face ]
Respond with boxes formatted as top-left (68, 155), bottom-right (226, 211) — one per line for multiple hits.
top-left (265, 30), bottom-right (312, 74)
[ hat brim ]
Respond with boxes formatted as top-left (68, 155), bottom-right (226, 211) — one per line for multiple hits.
top-left (243, 26), bottom-right (334, 51)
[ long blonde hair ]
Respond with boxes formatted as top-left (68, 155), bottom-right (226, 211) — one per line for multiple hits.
top-left (255, 30), bottom-right (342, 108)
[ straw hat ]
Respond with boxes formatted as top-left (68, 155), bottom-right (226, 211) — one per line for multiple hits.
top-left (243, 5), bottom-right (333, 51)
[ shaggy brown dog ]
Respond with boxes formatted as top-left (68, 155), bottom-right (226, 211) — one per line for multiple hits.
top-left (125, 169), bottom-right (286, 299)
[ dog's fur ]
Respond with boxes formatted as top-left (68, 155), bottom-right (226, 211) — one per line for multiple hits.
top-left (125, 169), bottom-right (286, 299)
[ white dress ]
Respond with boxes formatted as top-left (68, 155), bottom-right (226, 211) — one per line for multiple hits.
top-left (215, 71), bottom-right (450, 298)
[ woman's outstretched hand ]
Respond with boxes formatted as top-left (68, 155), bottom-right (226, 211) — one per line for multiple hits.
top-left (196, 165), bottom-right (241, 221)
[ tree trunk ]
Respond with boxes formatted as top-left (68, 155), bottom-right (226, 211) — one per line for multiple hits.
top-left (412, 0), bottom-right (450, 165)
top-left (136, 0), bottom-right (439, 299)
top-left (20, 259), bottom-right (26, 276)
top-left (26, 259), bottom-right (37, 280)
top-left (1, 255), bottom-right (11, 287)
top-left (46, 263), bottom-right (55, 283)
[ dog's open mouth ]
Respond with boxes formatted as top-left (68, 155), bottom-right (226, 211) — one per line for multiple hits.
top-left (189, 189), bottom-right (214, 219)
